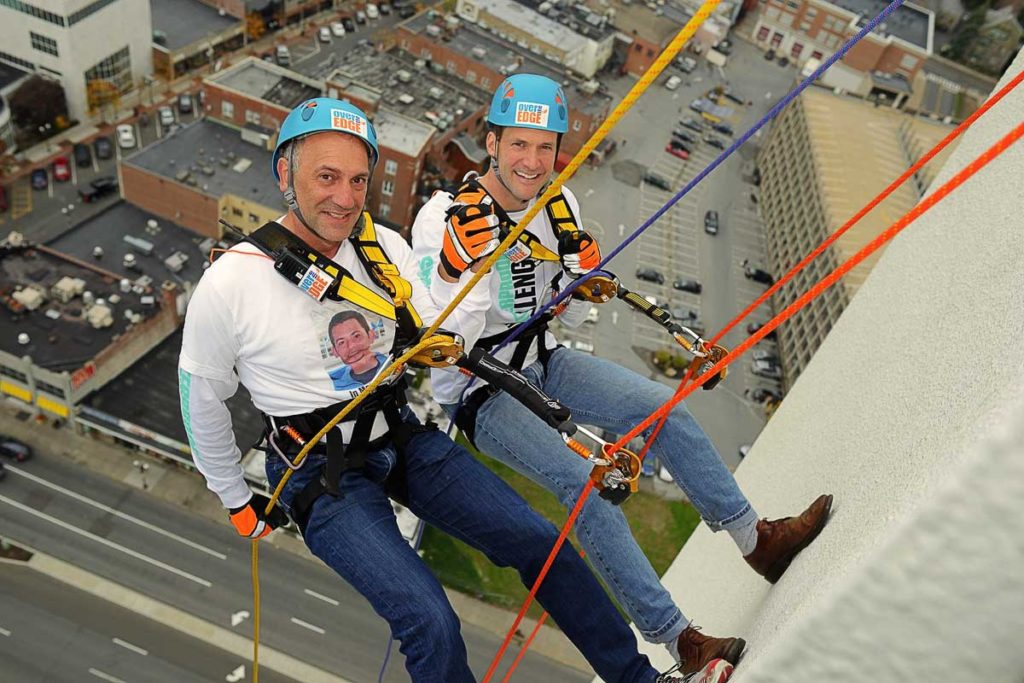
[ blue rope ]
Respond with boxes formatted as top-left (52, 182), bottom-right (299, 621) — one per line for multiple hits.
top-left (377, 2), bottom-right (906, 677)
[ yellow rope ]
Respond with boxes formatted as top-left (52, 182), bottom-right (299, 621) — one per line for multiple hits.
top-left (252, 540), bottom-right (260, 683)
top-left (250, 4), bottom-right (722, 679)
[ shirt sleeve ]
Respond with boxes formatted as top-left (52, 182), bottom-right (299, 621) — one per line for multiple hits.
top-left (410, 193), bottom-right (495, 348)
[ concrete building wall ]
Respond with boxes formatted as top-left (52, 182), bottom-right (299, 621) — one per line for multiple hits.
top-left (0, 0), bottom-right (153, 121)
top-left (201, 82), bottom-right (291, 133)
top-left (619, 49), bottom-right (1024, 681)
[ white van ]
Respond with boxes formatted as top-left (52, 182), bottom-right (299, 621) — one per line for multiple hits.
top-left (366, 3), bottom-right (380, 19)
top-left (665, 75), bottom-right (682, 91)
top-left (276, 45), bottom-right (291, 66)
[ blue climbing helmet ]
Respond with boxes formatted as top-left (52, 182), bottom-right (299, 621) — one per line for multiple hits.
top-left (272, 98), bottom-right (379, 179)
top-left (486, 74), bottom-right (569, 134)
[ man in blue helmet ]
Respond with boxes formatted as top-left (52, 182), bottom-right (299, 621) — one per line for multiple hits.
top-left (411, 74), bottom-right (833, 676)
top-left (178, 98), bottom-right (725, 683)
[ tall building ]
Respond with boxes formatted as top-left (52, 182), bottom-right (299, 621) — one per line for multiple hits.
top-left (757, 86), bottom-right (955, 384)
top-left (0, 0), bottom-right (153, 121)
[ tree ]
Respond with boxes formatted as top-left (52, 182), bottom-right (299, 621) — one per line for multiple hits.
top-left (8, 75), bottom-right (68, 133)
top-left (946, 3), bottom-right (990, 61)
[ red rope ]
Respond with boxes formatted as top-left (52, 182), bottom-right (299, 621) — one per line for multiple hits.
top-left (484, 116), bottom-right (1024, 682)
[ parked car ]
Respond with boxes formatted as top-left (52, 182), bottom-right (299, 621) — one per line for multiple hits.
top-left (688, 98), bottom-right (712, 114)
top-left (778, 55), bottom-right (790, 68)
top-left (744, 264), bottom-right (775, 285)
top-left (752, 359), bottom-right (782, 380)
top-left (673, 278), bottom-right (703, 294)
top-left (671, 306), bottom-right (697, 321)
top-left (703, 209), bottom-right (719, 235)
top-left (398, 4), bottom-right (416, 17)
top-left (116, 123), bottom-right (136, 149)
top-left (73, 143), bottom-right (92, 167)
top-left (51, 156), bottom-right (71, 182)
top-left (704, 136), bottom-right (725, 150)
top-left (275, 45), bottom-right (291, 66)
top-left (318, 26), bottom-right (332, 42)
top-left (665, 142), bottom-right (689, 160)
top-left (643, 172), bottom-right (672, 192)
top-left (355, 10), bottom-right (367, 23)
top-left (586, 306), bottom-right (600, 324)
top-left (0, 185), bottom-right (7, 212)
top-left (751, 387), bottom-right (781, 404)
top-left (331, 21), bottom-right (346, 36)
top-left (93, 135), bottom-right (113, 160)
top-left (675, 55), bottom-right (697, 73)
top-left (380, 2), bottom-right (392, 14)
top-left (722, 89), bottom-right (745, 106)
top-left (712, 122), bottom-right (734, 136)
top-left (715, 39), bottom-right (733, 55)
top-left (680, 118), bottom-right (703, 133)
top-left (177, 92), bottom-right (193, 114)
top-left (752, 349), bottom-right (779, 364)
top-left (0, 435), bottom-right (32, 462)
top-left (158, 106), bottom-right (175, 127)
top-left (572, 339), bottom-right (595, 354)
top-left (672, 129), bottom-right (697, 144)
top-left (342, 16), bottom-right (356, 31)
top-left (764, 48), bottom-right (777, 61)
top-left (635, 267), bottom-right (665, 285)
top-left (78, 175), bottom-right (118, 203)
top-left (747, 321), bottom-right (778, 340)
top-left (665, 74), bottom-right (682, 91)
top-left (365, 4), bottom-right (379, 19)
top-left (0, 461), bottom-right (5, 480)
top-left (31, 168), bottom-right (48, 190)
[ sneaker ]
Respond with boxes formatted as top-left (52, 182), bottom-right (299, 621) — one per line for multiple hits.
top-left (657, 657), bottom-right (734, 682)
top-left (744, 493), bottom-right (833, 583)
top-left (670, 624), bottom-right (745, 674)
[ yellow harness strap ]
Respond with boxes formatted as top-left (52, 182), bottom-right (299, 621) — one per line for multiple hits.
top-left (349, 213), bottom-right (423, 328)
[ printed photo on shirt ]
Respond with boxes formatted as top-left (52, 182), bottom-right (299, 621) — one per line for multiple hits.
top-left (322, 309), bottom-right (390, 392)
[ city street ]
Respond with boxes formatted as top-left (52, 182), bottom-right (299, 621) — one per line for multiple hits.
top-left (0, 448), bottom-right (590, 682)
top-left (557, 37), bottom-right (798, 469)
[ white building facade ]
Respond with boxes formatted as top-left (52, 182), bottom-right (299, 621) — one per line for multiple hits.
top-left (0, 0), bottom-right (153, 121)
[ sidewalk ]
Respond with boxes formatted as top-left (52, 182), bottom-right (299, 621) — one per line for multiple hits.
top-left (0, 401), bottom-right (590, 673)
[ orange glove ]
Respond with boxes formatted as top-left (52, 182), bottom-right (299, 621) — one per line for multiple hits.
top-left (558, 230), bottom-right (601, 277)
top-left (440, 190), bottom-right (500, 279)
top-left (229, 493), bottom-right (290, 539)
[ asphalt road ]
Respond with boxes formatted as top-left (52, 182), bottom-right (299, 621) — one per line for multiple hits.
top-left (0, 449), bottom-right (591, 682)
top-left (555, 38), bottom-right (799, 471)
top-left (0, 564), bottom-right (295, 683)
top-left (288, 11), bottom-right (409, 80)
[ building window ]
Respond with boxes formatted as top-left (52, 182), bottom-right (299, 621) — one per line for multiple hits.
top-left (245, 110), bottom-right (261, 125)
top-left (222, 100), bottom-right (235, 118)
top-left (811, 50), bottom-right (823, 60)
top-left (68, 0), bottom-right (118, 25)
top-left (785, 0), bottom-right (799, 8)
top-left (765, 6), bottom-right (780, 19)
top-left (0, 0), bottom-right (65, 26)
top-left (384, 159), bottom-right (398, 175)
top-left (381, 179), bottom-right (395, 196)
top-left (824, 33), bottom-right (839, 48)
top-left (30, 32), bottom-right (59, 57)
top-left (232, 207), bottom-right (243, 217)
top-left (379, 202), bottom-right (390, 217)
top-left (446, 60), bottom-right (457, 72)
top-left (249, 213), bottom-right (259, 223)
top-left (771, 32), bottom-right (784, 47)
top-left (0, 50), bottom-right (35, 71)
top-left (646, 48), bottom-right (655, 57)
top-left (84, 46), bottom-right (132, 94)
top-left (572, 119), bottom-right (581, 131)
top-left (791, 42), bottom-right (804, 58)
top-left (805, 6), bottom-right (817, 18)
top-left (779, 12), bottom-right (794, 27)
top-left (400, 39), bottom-right (409, 50)
top-left (757, 26), bottom-right (771, 42)
top-left (899, 53), bottom-right (918, 70)
top-left (800, 21), bottom-right (811, 31)
top-left (481, 77), bottom-right (490, 89)
top-left (466, 70), bottom-right (476, 83)
top-left (420, 48), bottom-right (432, 60)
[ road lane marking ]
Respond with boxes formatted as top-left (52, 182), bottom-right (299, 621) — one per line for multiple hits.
top-left (88, 669), bottom-right (126, 683)
top-left (113, 637), bottom-right (148, 656)
top-left (303, 589), bottom-right (339, 606)
top-left (0, 494), bottom-right (212, 587)
top-left (0, 626), bottom-right (10, 636)
top-left (6, 467), bottom-right (226, 559)
top-left (290, 617), bottom-right (326, 634)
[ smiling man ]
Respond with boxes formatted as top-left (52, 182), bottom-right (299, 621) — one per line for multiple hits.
top-left (327, 310), bottom-right (386, 390)
top-left (412, 74), bottom-right (833, 677)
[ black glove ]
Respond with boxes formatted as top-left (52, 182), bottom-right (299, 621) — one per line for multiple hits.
top-left (229, 492), bottom-right (290, 539)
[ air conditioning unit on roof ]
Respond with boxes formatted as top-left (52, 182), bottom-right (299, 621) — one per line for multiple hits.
top-left (398, 93), bottom-right (415, 105)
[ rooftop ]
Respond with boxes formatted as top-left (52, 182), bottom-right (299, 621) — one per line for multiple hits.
top-left (208, 58), bottom-right (321, 110)
top-left (800, 85), bottom-right (955, 292)
top-left (402, 13), bottom-right (613, 116)
top-left (84, 328), bottom-right (264, 450)
top-left (326, 44), bottom-right (488, 141)
top-left (150, 0), bottom-right (240, 52)
top-left (468, 0), bottom-right (588, 53)
top-left (600, 0), bottom-right (692, 46)
top-left (124, 119), bottom-right (284, 213)
top-left (513, 0), bottom-right (617, 41)
top-left (373, 108), bottom-right (436, 160)
top-left (47, 201), bottom-right (209, 288)
top-left (825, 0), bottom-right (933, 52)
top-left (0, 240), bottom-right (162, 373)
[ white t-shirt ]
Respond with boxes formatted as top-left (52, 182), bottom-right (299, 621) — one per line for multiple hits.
top-left (179, 223), bottom-right (437, 507)
top-left (411, 186), bottom-right (589, 405)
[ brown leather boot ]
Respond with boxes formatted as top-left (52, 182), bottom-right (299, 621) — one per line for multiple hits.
top-left (674, 625), bottom-right (746, 675)
top-left (744, 494), bottom-right (833, 584)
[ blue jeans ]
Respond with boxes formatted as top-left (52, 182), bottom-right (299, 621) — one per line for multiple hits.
top-left (445, 347), bottom-right (758, 644)
top-left (266, 409), bottom-right (659, 683)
